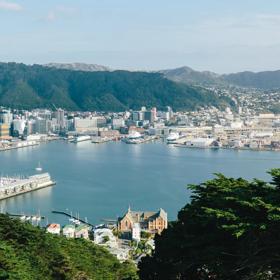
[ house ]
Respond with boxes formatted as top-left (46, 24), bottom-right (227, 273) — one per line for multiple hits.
top-left (94, 228), bottom-right (117, 247)
top-left (63, 225), bottom-right (75, 238)
top-left (118, 207), bottom-right (168, 235)
top-left (46, 223), bottom-right (61, 235)
top-left (75, 225), bottom-right (89, 239)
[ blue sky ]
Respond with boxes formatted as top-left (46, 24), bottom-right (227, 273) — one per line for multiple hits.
top-left (1, 0), bottom-right (280, 73)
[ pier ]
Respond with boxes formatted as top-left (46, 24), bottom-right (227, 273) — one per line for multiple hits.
top-left (0, 173), bottom-right (55, 200)
top-left (52, 210), bottom-right (94, 227)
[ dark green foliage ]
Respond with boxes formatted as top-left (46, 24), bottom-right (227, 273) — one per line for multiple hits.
top-left (0, 63), bottom-right (231, 111)
top-left (139, 170), bottom-right (280, 280)
top-left (0, 214), bottom-right (138, 280)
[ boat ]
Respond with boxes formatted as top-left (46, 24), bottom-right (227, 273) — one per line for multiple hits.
top-left (25, 216), bottom-right (31, 221)
top-left (35, 162), bottom-right (43, 172)
top-left (122, 131), bottom-right (143, 144)
top-left (166, 132), bottom-right (180, 143)
top-left (72, 135), bottom-right (91, 143)
top-left (20, 215), bottom-right (26, 221)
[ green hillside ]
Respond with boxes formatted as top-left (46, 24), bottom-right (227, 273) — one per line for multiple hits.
top-left (0, 63), bottom-right (232, 111)
top-left (0, 214), bottom-right (137, 280)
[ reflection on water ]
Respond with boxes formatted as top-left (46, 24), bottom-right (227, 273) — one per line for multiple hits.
top-left (0, 141), bottom-right (279, 225)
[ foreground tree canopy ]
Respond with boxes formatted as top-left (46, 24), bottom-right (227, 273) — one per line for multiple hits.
top-left (139, 169), bottom-right (280, 280)
top-left (0, 215), bottom-right (137, 280)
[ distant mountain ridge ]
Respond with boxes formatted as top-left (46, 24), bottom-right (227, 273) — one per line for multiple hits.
top-left (161, 66), bottom-right (280, 89)
top-left (44, 63), bottom-right (280, 89)
top-left (160, 66), bottom-right (223, 86)
top-left (45, 62), bottom-right (112, 72)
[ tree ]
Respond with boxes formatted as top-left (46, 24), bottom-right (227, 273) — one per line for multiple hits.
top-left (139, 169), bottom-right (280, 280)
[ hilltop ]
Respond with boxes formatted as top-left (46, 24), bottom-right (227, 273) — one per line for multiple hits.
top-left (0, 62), bottom-right (232, 111)
top-left (161, 66), bottom-right (280, 89)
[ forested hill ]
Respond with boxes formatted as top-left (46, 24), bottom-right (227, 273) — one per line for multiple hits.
top-left (0, 63), bottom-right (232, 111)
top-left (0, 214), bottom-right (137, 279)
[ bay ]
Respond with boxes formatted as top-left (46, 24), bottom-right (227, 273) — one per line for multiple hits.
top-left (0, 140), bottom-right (279, 225)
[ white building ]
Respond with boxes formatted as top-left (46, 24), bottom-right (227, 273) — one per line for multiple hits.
top-left (46, 223), bottom-right (61, 235)
top-left (13, 119), bottom-right (26, 135)
top-left (74, 117), bottom-right (98, 132)
top-left (112, 118), bottom-right (125, 129)
top-left (132, 223), bottom-right (141, 242)
top-left (62, 225), bottom-right (75, 238)
top-left (94, 228), bottom-right (117, 247)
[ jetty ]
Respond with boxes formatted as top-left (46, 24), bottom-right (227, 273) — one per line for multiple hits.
top-left (52, 210), bottom-right (94, 227)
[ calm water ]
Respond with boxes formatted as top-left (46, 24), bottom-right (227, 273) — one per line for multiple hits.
top-left (0, 141), bottom-right (279, 225)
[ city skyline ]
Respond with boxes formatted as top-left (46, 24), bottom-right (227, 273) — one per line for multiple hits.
top-left (1, 0), bottom-right (280, 73)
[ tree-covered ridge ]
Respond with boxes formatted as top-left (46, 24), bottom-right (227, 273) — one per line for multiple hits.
top-left (0, 214), bottom-right (137, 280)
top-left (0, 62), bottom-right (232, 111)
top-left (139, 169), bottom-right (280, 280)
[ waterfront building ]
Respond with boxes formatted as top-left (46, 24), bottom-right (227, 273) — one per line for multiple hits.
top-left (98, 129), bottom-right (120, 138)
top-left (0, 109), bottom-right (13, 125)
top-left (0, 123), bottom-right (10, 139)
top-left (55, 108), bottom-right (66, 131)
top-left (118, 207), bottom-right (168, 235)
top-left (63, 225), bottom-right (75, 238)
top-left (12, 119), bottom-right (26, 136)
top-left (47, 223), bottom-right (61, 235)
top-left (34, 119), bottom-right (48, 134)
top-left (75, 225), bottom-right (89, 239)
top-left (74, 117), bottom-right (98, 132)
top-left (112, 118), bottom-right (125, 130)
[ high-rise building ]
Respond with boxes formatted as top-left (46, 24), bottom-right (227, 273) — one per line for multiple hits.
top-left (55, 108), bottom-right (66, 131)
top-left (0, 109), bottom-right (13, 124)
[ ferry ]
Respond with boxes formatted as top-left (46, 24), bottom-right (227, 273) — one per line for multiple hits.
top-left (166, 132), bottom-right (180, 144)
top-left (72, 135), bottom-right (91, 143)
top-left (122, 131), bottom-right (143, 144)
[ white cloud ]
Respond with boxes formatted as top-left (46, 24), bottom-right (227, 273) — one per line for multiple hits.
top-left (45, 5), bottom-right (76, 22)
top-left (0, 0), bottom-right (22, 11)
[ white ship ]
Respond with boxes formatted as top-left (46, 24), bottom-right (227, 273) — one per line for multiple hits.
top-left (122, 131), bottom-right (143, 144)
top-left (72, 135), bottom-right (91, 143)
top-left (166, 132), bottom-right (180, 143)
top-left (0, 173), bottom-right (55, 200)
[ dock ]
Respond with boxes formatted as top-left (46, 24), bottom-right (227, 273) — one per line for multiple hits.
top-left (52, 210), bottom-right (94, 227)
top-left (0, 173), bottom-right (55, 200)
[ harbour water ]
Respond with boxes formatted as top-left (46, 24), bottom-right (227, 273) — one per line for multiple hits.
top-left (0, 140), bottom-right (279, 225)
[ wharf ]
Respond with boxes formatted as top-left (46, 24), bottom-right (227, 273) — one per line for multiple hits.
top-left (0, 141), bottom-right (39, 152)
top-left (6, 212), bottom-right (45, 219)
top-left (92, 136), bottom-right (114, 144)
top-left (52, 210), bottom-right (94, 227)
top-left (0, 173), bottom-right (55, 201)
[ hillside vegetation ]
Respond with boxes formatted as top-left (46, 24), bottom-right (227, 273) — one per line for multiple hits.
top-left (0, 63), bottom-right (232, 111)
top-left (0, 214), bottom-right (137, 280)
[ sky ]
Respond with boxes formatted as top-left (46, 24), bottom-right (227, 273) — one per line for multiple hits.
top-left (1, 0), bottom-right (280, 73)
